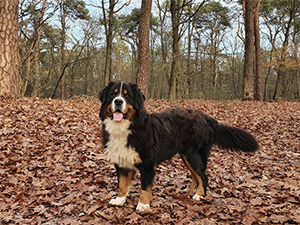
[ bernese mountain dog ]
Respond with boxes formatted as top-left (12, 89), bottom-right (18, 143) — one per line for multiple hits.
top-left (99, 81), bottom-right (258, 214)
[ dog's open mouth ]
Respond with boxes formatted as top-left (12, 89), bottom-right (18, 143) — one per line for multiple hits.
top-left (111, 109), bottom-right (130, 122)
top-left (113, 112), bottom-right (123, 122)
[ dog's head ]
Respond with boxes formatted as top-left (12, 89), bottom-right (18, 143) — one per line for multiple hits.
top-left (99, 81), bottom-right (146, 122)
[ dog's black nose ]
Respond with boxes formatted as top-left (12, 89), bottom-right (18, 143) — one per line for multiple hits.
top-left (114, 98), bottom-right (123, 106)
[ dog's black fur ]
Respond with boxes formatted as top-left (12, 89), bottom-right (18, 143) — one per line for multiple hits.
top-left (99, 81), bottom-right (258, 211)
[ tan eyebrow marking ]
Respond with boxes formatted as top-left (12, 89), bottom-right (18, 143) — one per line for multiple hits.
top-left (114, 89), bottom-right (118, 93)
top-left (124, 90), bottom-right (128, 95)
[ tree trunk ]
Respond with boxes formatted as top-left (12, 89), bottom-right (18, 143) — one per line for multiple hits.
top-left (169, 0), bottom-right (180, 101)
top-left (273, 71), bottom-right (281, 100)
top-left (253, 0), bottom-right (262, 101)
top-left (293, 29), bottom-right (300, 99)
top-left (243, 0), bottom-right (255, 100)
top-left (23, 56), bottom-right (31, 97)
top-left (32, 0), bottom-right (47, 98)
top-left (60, 0), bottom-right (66, 99)
top-left (210, 29), bottom-right (215, 87)
top-left (103, 0), bottom-right (114, 85)
top-left (187, 4), bottom-right (192, 99)
top-left (149, 35), bottom-right (155, 98)
top-left (93, 53), bottom-right (98, 95)
top-left (0, 0), bottom-right (19, 98)
top-left (19, 14), bottom-right (32, 97)
top-left (263, 52), bottom-right (273, 101)
top-left (136, 0), bottom-right (152, 98)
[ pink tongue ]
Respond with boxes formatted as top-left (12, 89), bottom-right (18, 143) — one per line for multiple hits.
top-left (113, 112), bottom-right (123, 122)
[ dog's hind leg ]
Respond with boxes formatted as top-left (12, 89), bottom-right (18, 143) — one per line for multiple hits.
top-left (181, 155), bottom-right (198, 192)
top-left (109, 166), bottom-right (135, 206)
top-left (182, 152), bottom-right (208, 200)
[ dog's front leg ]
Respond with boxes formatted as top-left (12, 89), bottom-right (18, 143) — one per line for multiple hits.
top-left (136, 162), bottom-right (155, 214)
top-left (109, 166), bottom-right (135, 206)
top-left (136, 187), bottom-right (152, 214)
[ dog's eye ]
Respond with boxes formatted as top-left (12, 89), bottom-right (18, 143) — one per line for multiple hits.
top-left (123, 90), bottom-right (129, 98)
top-left (111, 89), bottom-right (119, 97)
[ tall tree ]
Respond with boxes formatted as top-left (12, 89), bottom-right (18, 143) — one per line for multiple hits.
top-left (169, 0), bottom-right (181, 101)
top-left (0, 0), bottom-right (19, 98)
top-left (253, 0), bottom-right (262, 101)
top-left (243, 0), bottom-right (255, 100)
top-left (32, 0), bottom-right (47, 98)
top-left (136, 0), bottom-right (152, 98)
top-left (101, 0), bottom-right (130, 85)
top-left (19, 0), bottom-right (34, 98)
top-left (117, 7), bottom-right (158, 84)
top-left (59, 0), bottom-right (67, 99)
top-left (102, 0), bottom-right (114, 85)
top-left (187, 3), bottom-right (192, 98)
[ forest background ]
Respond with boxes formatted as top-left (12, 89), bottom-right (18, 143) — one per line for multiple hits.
top-left (14, 0), bottom-right (300, 101)
top-left (0, 0), bottom-right (296, 101)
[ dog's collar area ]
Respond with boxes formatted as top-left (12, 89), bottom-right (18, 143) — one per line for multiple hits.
top-left (110, 109), bottom-right (130, 121)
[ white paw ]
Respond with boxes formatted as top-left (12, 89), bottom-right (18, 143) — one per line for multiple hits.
top-left (109, 196), bottom-right (126, 206)
top-left (136, 203), bottom-right (151, 212)
top-left (192, 194), bottom-right (204, 201)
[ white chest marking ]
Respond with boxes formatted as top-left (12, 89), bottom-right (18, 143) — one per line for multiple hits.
top-left (103, 118), bottom-right (139, 169)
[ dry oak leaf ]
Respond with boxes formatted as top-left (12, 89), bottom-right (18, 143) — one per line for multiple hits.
top-left (124, 213), bottom-right (143, 224)
top-left (61, 218), bottom-right (81, 225)
top-left (242, 214), bottom-right (257, 225)
top-left (86, 204), bottom-right (100, 215)
top-left (250, 197), bottom-right (263, 206)
top-left (269, 215), bottom-right (290, 224)
top-left (33, 205), bottom-right (47, 215)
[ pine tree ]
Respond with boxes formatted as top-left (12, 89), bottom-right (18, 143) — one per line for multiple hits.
top-left (0, 0), bottom-right (19, 98)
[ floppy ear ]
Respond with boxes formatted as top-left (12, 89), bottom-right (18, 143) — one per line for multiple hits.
top-left (99, 82), bottom-right (115, 103)
top-left (98, 87), bottom-right (107, 103)
top-left (130, 83), bottom-right (146, 109)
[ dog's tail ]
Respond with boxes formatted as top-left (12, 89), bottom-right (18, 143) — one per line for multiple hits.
top-left (214, 123), bottom-right (258, 153)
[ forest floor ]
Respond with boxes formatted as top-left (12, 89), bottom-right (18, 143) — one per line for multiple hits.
top-left (0, 98), bottom-right (299, 224)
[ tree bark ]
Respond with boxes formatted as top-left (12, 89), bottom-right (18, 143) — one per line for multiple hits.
top-left (253, 0), bottom-right (262, 101)
top-left (243, 0), bottom-right (255, 100)
top-left (136, 0), bottom-right (152, 98)
top-left (187, 4), bottom-right (192, 99)
top-left (293, 28), bottom-right (300, 99)
top-left (0, 0), bottom-right (19, 98)
top-left (60, 0), bottom-right (66, 99)
top-left (103, 0), bottom-right (114, 85)
top-left (19, 13), bottom-right (32, 97)
top-left (169, 0), bottom-right (180, 101)
top-left (210, 29), bottom-right (215, 87)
